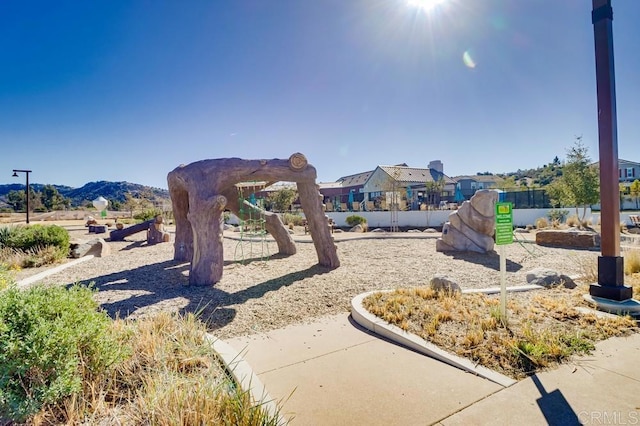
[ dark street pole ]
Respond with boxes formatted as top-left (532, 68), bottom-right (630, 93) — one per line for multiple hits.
top-left (12, 169), bottom-right (32, 224)
top-left (589, 0), bottom-right (632, 300)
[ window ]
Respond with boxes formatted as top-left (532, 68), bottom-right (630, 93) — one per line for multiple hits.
top-left (626, 167), bottom-right (635, 179)
top-left (471, 182), bottom-right (477, 190)
top-left (478, 183), bottom-right (485, 189)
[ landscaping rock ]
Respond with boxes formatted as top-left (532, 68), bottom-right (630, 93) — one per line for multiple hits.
top-left (525, 267), bottom-right (576, 289)
top-left (436, 190), bottom-right (498, 253)
top-left (408, 229), bottom-right (421, 233)
top-left (423, 228), bottom-right (438, 233)
top-left (71, 238), bottom-right (110, 258)
top-left (535, 229), bottom-right (600, 249)
top-left (349, 224), bottom-right (365, 233)
top-left (429, 274), bottom-right (461, 293)
top-left (371, 228), bottom-right (386, 233)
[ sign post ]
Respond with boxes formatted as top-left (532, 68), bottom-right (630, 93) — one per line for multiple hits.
top-left (495, 202), bottom-right (514, 318)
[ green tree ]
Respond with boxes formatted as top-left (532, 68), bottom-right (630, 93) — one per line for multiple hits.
top-left (424, 178), bottom-right (445, 207)
top-left (553, 138), bottom-right (600, 222)
top-left (40, 185), bottom-right (70, 211)
top-left (267, 187), bottom-right (298, 212)
top-left (6, 190), bottom-right (25, 211)
top-left (630, 179), bottom-right (640, 210)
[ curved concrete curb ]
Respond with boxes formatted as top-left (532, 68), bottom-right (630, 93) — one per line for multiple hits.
top-left (206, 335), bottom-right (284, 424)
top-left (351, 291), bottom-right (517, 388)
top-left (15, 255), bottom-right (95, 289)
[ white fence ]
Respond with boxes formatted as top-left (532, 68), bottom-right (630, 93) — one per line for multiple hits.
top-left (325, 208), bottom-right (640, 229)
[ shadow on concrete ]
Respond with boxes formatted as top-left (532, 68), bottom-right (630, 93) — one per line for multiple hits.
top-left (532, 375), bottom-right (580, 425)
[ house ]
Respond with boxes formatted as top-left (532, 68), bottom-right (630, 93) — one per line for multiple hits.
top-left (453, 174), bottom-right (504, 200)
top-left (318, 170), bottom-right (373, 211)
top-left (362, 162), bottom-right (456, 211)
top-left (618, 159), bottom-right (640, 183)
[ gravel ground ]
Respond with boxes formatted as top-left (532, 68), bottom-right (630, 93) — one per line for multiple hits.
top-left (14, 227), bottom-right (601, 339)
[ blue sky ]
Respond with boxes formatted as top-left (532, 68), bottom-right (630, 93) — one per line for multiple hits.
top-left (1, 0), bottom-right (638, 190)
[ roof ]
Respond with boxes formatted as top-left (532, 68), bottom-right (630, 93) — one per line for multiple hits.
top-left (378, 165), bottom-right (455, 185)
top-left (337, 170), bottom-right (373, 187)
top-left (318, 181), bottom-right (343, 189)
top-left (453, 175), bottom-right (504, 183)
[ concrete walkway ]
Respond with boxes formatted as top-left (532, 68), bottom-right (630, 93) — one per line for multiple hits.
top-left (226, 313), bottom-right (640, 425)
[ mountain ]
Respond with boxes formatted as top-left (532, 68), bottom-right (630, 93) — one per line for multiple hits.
top-left (0, 181), bottom-right (170, 207)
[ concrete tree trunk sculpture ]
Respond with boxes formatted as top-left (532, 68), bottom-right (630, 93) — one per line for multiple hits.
top-left (168, 153), bottom-right (340, 286)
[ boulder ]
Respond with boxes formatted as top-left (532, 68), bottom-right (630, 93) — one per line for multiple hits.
top-left (535, 229), bottom-right (600, 249)
top-left (430, 274), bottom-right (461, 293)
top-left (423, 228), bottom-right (438, 233)
top-left (436, 190), bottom-right (498, 253)
top-left (457, 202), bottom-right (495, 236)
top-left (71, 238), bottom-right (110, 258)
top-left (470, 189), bottom-right (499, 217)
top-left (525, 267), bottom-right (576, 289)
top-left (449, 214), bottom-right (495, 252)
top-left (349, 224), bottom-right (365, 233)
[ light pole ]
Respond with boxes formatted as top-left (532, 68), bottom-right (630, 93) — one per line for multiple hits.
top-left (12, 169), bottom-right (32, 224)
top-left (589, 0), bottom-right (632, 301)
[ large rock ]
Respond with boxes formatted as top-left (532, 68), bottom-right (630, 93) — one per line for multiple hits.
top-left (457, 201), bottom-right (495, 236)
top-left (535, 229), bottom-right (600, 249)
top-left (430, 274), bottom-right (461, 293)
top-left (436, 190), bottom-right (499, 253)
top-left (525, 267), bottom-right (576, 289)
top-left (70, 238), bottom-right (110, 258)
top-left (471, 189), bottom-right (499, 217)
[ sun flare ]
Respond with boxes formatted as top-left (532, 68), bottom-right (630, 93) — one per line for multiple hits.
top-left (407, 0), bottom-right (447, 12)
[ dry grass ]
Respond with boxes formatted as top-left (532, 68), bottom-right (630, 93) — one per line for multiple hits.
top-left (363, 284), bottom-right (637, 380)
top-left (36, 312), bottom-right (282, 425)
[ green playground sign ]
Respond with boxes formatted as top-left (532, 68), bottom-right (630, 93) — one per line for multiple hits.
top-left (495, 202), bottom-right (513, 245)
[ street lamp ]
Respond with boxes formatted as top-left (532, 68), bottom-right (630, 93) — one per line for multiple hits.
top-left (12, 169), bottom-right (32, 224)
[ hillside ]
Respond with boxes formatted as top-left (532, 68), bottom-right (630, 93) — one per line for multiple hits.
top-left (0, 181), bottom-right (170, 208)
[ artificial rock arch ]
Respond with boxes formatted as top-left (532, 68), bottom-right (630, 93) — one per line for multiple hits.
top-left (167, 153), bottom-right (340, 286)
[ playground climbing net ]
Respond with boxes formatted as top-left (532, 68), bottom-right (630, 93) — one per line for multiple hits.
top-left (234, 182), bottom-right (270, 264)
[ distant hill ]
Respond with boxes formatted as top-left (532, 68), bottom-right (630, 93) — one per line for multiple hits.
top-left (0, 181), bottom-right (170, 208)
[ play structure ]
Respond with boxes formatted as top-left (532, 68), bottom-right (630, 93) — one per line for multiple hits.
top-left (234, 182), bottom-right (270, 264)
top-left (168, 153), bottom-right (340, 286)
top-left (109, 216), bottom-right (170, 244)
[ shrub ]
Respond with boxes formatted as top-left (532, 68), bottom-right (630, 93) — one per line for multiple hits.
top-left (547, 209), bottom-right (569, 223)
top-left (345, 215), bottom-right (367, 227)
top-left (0, 285), bottom-right (126, 421)
top-left (0, 264), bottom-right (14, 291)
top-left (566, 214), bottom-right (580, 227)
top-left (283, 212), bottom-right (304, 226)
top-left (624, 250), bottom-right (640, 275)
top-left (0, 224), bottom-right (69, 253)
top-left (133, 208), bottom-right (163, 222)
top-left (535, 217), bottom-right (549, 229)
top-left (0, 225), bottom-right (70, 267)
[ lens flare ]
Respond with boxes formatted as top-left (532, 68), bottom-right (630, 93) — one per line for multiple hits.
top-left (407, 0), bottom-right (447, 12)
top-left (462, 50), bottom-right (476, 68)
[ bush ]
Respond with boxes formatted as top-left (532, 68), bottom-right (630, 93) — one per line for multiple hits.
top-left (346, 215), bottom-right (367, 226)
top-left (283, 212), bottom-right (304, 226)
top-left (0, 285), bottom-right (126, 421)
top-left (0, 264), bottom-right (14, 291)
top-left (535, 217), bottom-right (549, 229)
top-left (133, 208), bottom-right (163, 222)
top-left (547, 209), bottom-right (569, 223)
top-left (624, 250), bottom-right (640, 275)
top-left (0, 224), bottom-right (69, 253)
top-left (566, 214), bottom-right (580, 227)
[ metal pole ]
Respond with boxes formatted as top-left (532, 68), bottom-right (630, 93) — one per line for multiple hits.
top-left (25, 171), bottom-right (30, 224)
top-left (12, 169), bottom-right (32, 225)
top-left (589, 0), bottom-right (632, 300)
